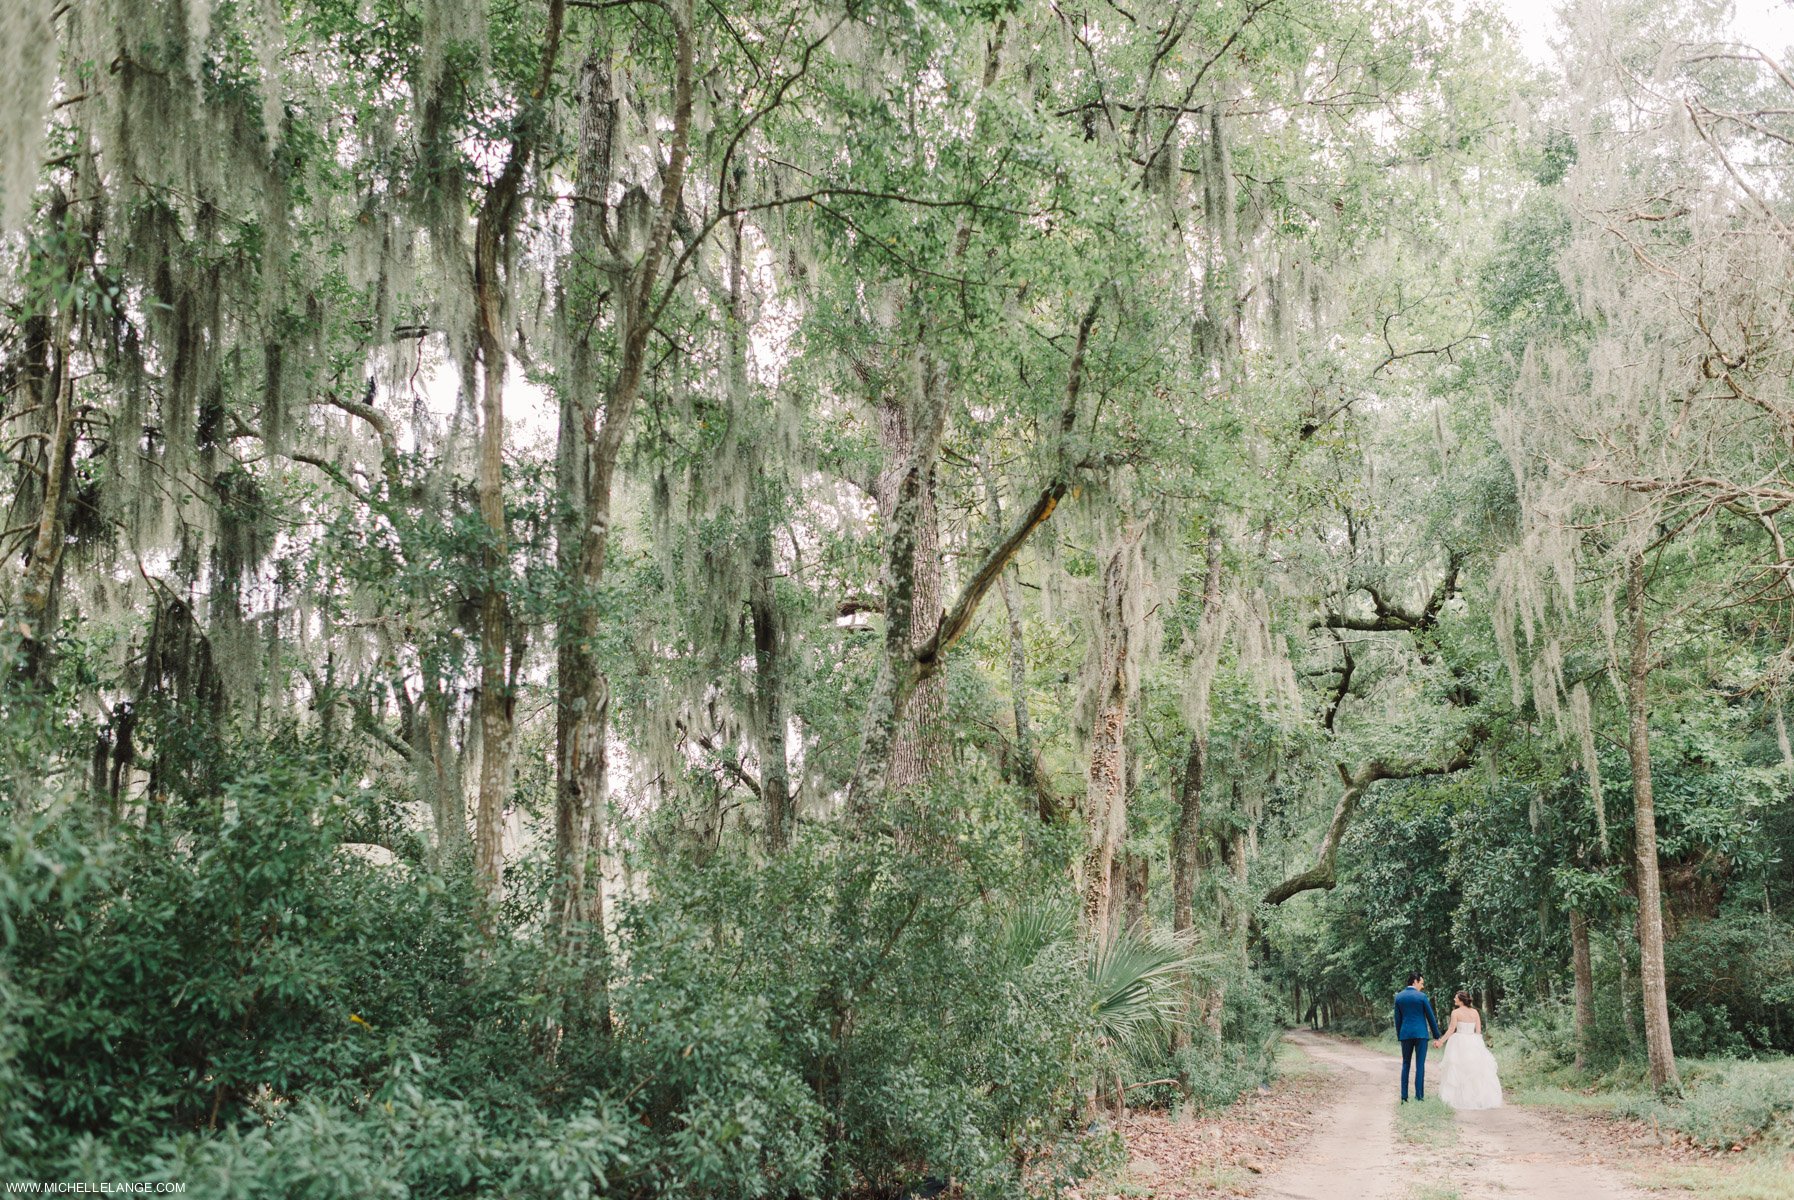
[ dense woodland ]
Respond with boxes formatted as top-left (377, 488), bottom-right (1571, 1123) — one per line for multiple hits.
top-left (2, 0), bottom-right (1793, 1195)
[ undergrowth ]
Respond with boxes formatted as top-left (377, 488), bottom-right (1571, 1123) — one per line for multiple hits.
top-left (1499, 1015), bottom-right (1794, 1152)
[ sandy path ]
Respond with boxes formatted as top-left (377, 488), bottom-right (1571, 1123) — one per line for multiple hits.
top-left (1261, 1030), bottom-right (1660, 1200)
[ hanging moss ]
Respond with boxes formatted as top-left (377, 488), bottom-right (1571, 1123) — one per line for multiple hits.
top-left (0, 2), bottom-right (57, 232)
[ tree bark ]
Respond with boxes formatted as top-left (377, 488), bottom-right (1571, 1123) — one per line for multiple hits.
top-left (848, 352), bottom-right (946, 820)
top-left (552, 11), bottom-right (690, 1001)
top-left (1617, 929), bottom-right (1639, 1055)
top-left (551, 8), bottom-right (691, 993)
top-left (875, 392), bottom-right (948, 792)
top-left (1570, 907), bottom-right (1594, 1072)
top-left (1083, 524), bottom-right (1142, 940)
top-left (18, 326), bottom-right (73, 686)
top-left (1262, 762), bottom-right (1386, 904)
top-left (999, 559), bottom-right (1052, 816)
top-left (983, 465), bottom-right (1050, 819)
top-left (16, 193), bottom-right (78, 688)
top-left (1226, 822), bottom-right (1250, 969)
top-left (1263, 744), bottom-right (1475, 905)
top-left (554, 37), bottom-right (615, 938)
top-left (415, 667), bottom-right (465, 857)
top-left (1172, 526), bottom-right (1223, 934)
top-left (1122, 851), bottom-right (1149, 932)
top-left (1625, 551), bottom-right (1681, 1092)
top-left (470, 0), bottom-right (568, 910)
top-left (846, 299), bottom-right (1098, 814)
top-left (751, 505), bottom-right (792, 852)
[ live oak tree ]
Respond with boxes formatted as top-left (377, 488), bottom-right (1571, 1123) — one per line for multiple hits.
top-left (8, 0), bottom-right (1793, 1186)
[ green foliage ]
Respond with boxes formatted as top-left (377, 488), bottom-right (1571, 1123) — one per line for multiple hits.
top-left (1168, 969), bottom-right (1286, 1112)
top-left (1085, 924), bottom-right (1197, 1052)
top-left (11, 0), bottom-right (1794, 1191)
top-left (1615, 1060), bottom-right (1794, 1150)
top-left (1503, 1014), bottom-right (1794, 1150)
top-left (0, 745), bottom-right (1134, 1198)
top-left (1664, 916), bottom-right (1794, 1057)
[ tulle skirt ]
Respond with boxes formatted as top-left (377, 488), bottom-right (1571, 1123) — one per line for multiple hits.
top-left (1436, 1031), bottom-right (1504, 1110)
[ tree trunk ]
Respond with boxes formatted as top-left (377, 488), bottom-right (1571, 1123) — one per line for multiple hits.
top-left (16, 192), bottom-right (78, 688)
top-left (1122, 851), bottom-right (1149, 932)
top-left (1172, 526), bottom-right (1223, 935)
top-left (422, 673), bottom-right (465, 856)
top-left (849, 347), bottom-right (951, 817)
top-left (731, 175), bottom-right (791, 854)
top-left (999, 559), bottom-right (1050, 817)
top-left (472, 347), bottom-right (513, 910)
top-left (1083, 525), bottom-right (1142, 940)
top-left (471, 228), bottom-right (515, 910)
top-left (1570, 907), bottom-right (1594, 1072)
top-left (553, 37), bottom-right (616, 941)
top-left (858, 25), bottom-right (1007, 806)
top-left (875, 395), bottom-right (947, 792)
top-left (752, 509), bottom-right (792, 853)
top-left (846, 298), bottom-right (1095, 816)
top-left (552, 11), bottom-right (689, 1007)
top-left (1227, 823), bottom-right (1251, 970)
top-left (469, 0), bottom-right (568, 911)
top-left (18, 328), bottom-right (73, 686)
top-left (1617, 930), bottom-right (1639, 1055)
top-left (982, 462), bottom-right (1047, 819)
top-left (1625, 551), bottom-right (1681, 1092)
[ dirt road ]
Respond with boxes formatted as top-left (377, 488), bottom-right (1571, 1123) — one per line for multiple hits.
top-left (1260, 1030), bottom-right (1660, 1200)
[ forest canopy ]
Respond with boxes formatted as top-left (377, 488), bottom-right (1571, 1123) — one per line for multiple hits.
top-left (2, 0), bottom-right (1793, 1196)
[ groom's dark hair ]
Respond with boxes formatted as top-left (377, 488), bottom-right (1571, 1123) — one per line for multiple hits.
top-left (1406, 972), bottom-right (1424, 985)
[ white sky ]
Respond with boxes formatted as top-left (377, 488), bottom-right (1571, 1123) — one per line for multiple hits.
top-left (1494, 0), bottom-right (1794, 62)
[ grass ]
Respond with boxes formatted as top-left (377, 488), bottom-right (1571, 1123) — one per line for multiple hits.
top-left (1273, 1038), bottom-right (1330, 1076)
top-left (1404, 1185), bottom-right (1463, 1200)
top-left (1185, 1164), bottom-right (1257, 1194)
top-left (1395, 1096), bottom-right (1459, 1146)
top-left (1493, 1035), bottom-right (1794, 1200)
top-left (1642, 1154), bottom-right (1794, 1200)
top-left (1617, 1060), bottom-right (1794, 1150)
top-left (1500, 1045), bottom-right (1794, 1150)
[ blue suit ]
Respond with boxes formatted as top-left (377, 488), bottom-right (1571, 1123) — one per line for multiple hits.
top-left (1393, 986), bottom-right (1441, 1101)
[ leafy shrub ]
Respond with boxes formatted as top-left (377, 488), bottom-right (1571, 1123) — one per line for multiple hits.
top-left (1665, 915), bottom-right (1794, 1054)
top-left (608, 817), bottom-right (1099, 1199)
top-left (1162, 964), bottom-right (1284, 1112)
top-left (40, 1065), bottom-right (636, 1200)
top-left (1501, 996), bottom-right (1634, 1074)
top-left (1616, 1059), bottom-right (1794, 1149)
top-left (2, 757), bottom-right (1128, 1199)
top-left (4, 760), bottom-right (577, 1155)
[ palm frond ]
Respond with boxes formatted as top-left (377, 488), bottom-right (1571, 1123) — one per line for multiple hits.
top-left (1086, 926), bottom-right (1197, 1049)
top-left (993, 898), bottom-right (1077, 977)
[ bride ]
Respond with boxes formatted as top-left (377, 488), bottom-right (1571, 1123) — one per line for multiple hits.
top-left (1434, 990), bottom-right (1504, 1110)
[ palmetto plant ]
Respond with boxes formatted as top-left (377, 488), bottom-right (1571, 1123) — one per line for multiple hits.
top-left (1085, 924), bottom-right (1200, 1053)
top-left (997, 900), bottom-right (1200, 1062)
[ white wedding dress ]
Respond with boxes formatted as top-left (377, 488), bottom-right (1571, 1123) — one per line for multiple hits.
top-left (1436, 1019), bottom-right (1504, 1110)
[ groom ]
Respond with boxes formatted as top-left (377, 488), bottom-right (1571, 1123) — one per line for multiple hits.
top-left (1394, 972), bottom-right (1441, 1102)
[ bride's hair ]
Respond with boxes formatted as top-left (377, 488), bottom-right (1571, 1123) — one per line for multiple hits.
top-left (1453, 990), bottom-right (1474, 1009)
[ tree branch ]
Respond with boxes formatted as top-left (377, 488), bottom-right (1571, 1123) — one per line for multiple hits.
top-left (914, 297), bottom-right (1102, 677)
top-left (1263, 744), bottom-right (1477, 905)
top-left (1314, 550), bottom-right (1463, 633)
